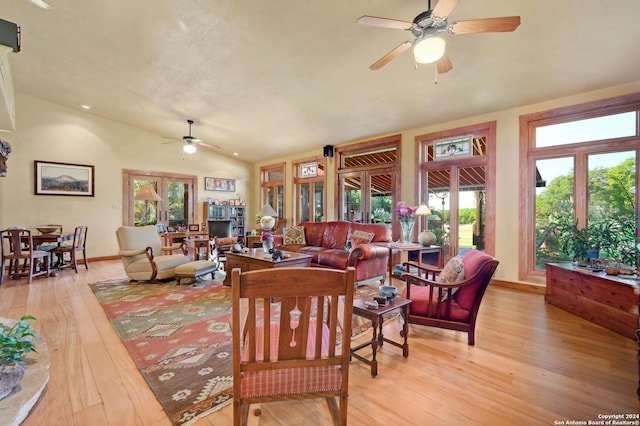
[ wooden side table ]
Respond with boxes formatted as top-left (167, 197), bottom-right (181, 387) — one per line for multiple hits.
top-left (388, 243), bottom-right (443, 279)
top-left (350, 297), bottom-right (412, 378)
top-left (184, 238), bottom-right (210, 261)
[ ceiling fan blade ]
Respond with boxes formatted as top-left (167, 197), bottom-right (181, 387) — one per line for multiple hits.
top-left (197, 141), bottom-right (222, 151)
top-left (436, 53), bottom-right (453, 74)
top-left (357, 15), bottom-right (412, 31)
top-left (432, 0), bottom-right (459, 19)
top-left (449, 16), bottom-right (521, 34)
top-left (161, 137), bottom-right (181, 144)
top-left (370, 41), bottom-right (412, 70)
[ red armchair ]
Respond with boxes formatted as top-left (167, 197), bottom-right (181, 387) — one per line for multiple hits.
top-left (400, 249), bottom-right (499, 345)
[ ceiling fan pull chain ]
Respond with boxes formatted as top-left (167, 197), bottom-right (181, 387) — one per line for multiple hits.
top-left (434, 66), bottom-right (438, 85)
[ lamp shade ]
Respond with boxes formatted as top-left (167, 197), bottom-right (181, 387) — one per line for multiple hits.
top-left (257, 204), bottom-right (277, 217)
top-left (134, 184), bottom-right (161, 201)
top-left (415, 204), bottom-right (432, 216)
top-left (413, 35), bottom-right (445, 64)
top-left (183, 143), bottom-right (197, 154)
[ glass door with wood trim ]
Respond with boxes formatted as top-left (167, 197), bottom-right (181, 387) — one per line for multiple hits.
top-left (418, 124), bottom-right (496, 263)
top-left (338, 168), bottom-right (395, 226)
top-left (123, 171), bottom-right (197, 229)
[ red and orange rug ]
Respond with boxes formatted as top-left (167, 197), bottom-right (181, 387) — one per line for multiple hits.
top-left (89, 278), bottom-right (233, 426)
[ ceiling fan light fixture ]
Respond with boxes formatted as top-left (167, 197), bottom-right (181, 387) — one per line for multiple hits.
top-left (183, 143), bottom-right (197, 154)
top-left (413, 35), bottom-right (445, 64)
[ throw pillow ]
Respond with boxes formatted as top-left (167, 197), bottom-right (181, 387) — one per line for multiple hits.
top-left (437, 256), bottom-right (465, 283)
top-left (283, 226), bottom-right (306, 245)
top-left (348, 230), bottom-right (375, 249)
top-left (437, 256), bottom-right (464, 301)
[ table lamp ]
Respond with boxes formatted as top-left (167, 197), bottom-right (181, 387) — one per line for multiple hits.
top-left (415, 204), bottom-right (437, 246)
top-left (257, 204), bottom-right (277, 232)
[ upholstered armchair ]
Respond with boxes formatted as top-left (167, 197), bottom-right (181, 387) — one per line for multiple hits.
top-left (116, 225), bottom-right (190, 282)
top-left (400, 249), bottom-right (499, 345)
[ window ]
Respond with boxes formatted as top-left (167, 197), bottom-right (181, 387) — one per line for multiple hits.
top-left (293, 157), bottom-right (326, 223)
top-left (519, 94), bottom-right (640, 284)
top-left (260, 162), bottom-right (285, 219)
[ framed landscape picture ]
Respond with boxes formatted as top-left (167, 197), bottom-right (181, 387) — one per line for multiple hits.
top-left (34, 160), bottom-right (95, 196)
top-left (205, 177), bottom-right (236, 192)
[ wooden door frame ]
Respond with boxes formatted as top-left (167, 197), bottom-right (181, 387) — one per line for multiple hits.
top-left (122, 169), bottom-right (198, 226)
top-left (415, 122), bottom-right (496, 258)
top-left (334, 135), bottom-right (401, 229)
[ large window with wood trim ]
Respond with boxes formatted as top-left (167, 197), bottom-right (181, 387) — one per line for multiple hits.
top-left (260, 162), bottom-right (285, 220)
top-left (519, 94), bottom-right (640, 284)
top-left (417, 122), bottom-right (496, 263)
top-left (293, 157), bottom-right (326, 223)
top-left (336, 135), bottom-right (400, 236)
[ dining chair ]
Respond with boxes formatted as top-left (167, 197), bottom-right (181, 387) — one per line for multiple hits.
top-left (232, 266), bottom-right (355, 426)
top-left (0, 228), bottom-right (51, 285)
top-left (51, 225), bottom-right (88, 273)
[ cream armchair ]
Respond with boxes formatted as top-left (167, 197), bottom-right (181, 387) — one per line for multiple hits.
top-left (116, 226), bottom-right (190, 282)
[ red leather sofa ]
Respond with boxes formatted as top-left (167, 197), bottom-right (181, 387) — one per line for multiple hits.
top-left (277, 221), bottom-right (392, 284)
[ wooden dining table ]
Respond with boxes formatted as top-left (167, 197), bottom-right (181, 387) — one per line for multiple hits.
top-left (29, 232), bottom-right (74, 273)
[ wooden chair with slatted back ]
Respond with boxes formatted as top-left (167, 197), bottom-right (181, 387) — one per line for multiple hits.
top-left (52, 225), bottom-right (88, 272)
top-left (232, 266), bottom-right (355, 426)
top-left (0, 228), bottom-right (51, 285)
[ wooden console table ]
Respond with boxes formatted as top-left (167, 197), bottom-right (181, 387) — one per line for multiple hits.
top-left (545, 262), bottom-right (639, 340)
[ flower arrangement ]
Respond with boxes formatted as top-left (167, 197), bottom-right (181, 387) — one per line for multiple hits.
top-left (260, 231), bottom-right (274, 242)
top-left (395, 201), bottom-right (418, 222)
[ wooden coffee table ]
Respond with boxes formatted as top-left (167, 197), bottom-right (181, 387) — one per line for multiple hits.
top-left (351, 296), bottom-right (412, 378)
top-left (222, 249), bottom-right (312, 285)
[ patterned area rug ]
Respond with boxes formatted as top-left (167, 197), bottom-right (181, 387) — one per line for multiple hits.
top-left (89, 277), bottom-right (233, 426)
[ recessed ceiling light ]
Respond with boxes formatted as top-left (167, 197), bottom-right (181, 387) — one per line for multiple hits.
top-left (28, 0), bottom-right (51, 10)
top-left (233, 152), bottom-right (239, 156)
top-left (81, 104), bottom-right (91, 110)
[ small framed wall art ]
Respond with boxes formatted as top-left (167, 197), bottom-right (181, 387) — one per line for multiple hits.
top-left (205, 177), bottom-right (236, 192)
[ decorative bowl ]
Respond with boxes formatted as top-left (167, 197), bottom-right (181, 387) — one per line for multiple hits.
top-left (36, 226), bottom-right (59, 235)
top-left (378, 285), bottom-right (398, 299)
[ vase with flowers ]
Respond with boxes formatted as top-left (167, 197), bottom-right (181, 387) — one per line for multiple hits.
top-left (260, 231), bottom-right (274, 254)
top-left (395, 201), bottom-right (418, 243)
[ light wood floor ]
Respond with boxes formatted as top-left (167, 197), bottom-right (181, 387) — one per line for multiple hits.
top-left (0, 260), bottom-right (637, 425)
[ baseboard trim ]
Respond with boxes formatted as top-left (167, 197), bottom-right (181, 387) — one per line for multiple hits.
top-left (87, 255), bottom-right (120, 262)
top-left (490, 279), bottom-right (546, 294)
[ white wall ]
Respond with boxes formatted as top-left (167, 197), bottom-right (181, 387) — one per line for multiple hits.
top-left (254, 80), bottom-right (640, 286)
top-left (0, 93), bottom-right (252, 258)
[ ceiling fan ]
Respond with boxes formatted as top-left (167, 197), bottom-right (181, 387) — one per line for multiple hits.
top-left (357, 0), bottom-right (520, 73)
top-left (162, 120), bottom-right (221, 154)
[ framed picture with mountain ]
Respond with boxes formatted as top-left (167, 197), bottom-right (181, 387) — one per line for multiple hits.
top-left (34, 160), bottom-right (95, 196)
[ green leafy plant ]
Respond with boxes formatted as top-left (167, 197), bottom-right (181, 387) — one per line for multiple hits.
top-left (0, 315), bottom-right (40, 365)
top-left (549, 214), bottom-right (639, 267)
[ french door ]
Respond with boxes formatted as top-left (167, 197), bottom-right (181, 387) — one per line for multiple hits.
top-left (122, 170), bottom-right (198, 228)
top-left (338, 167), bottom-right (396, 226)
top-left (417, 122), bottom-right (496, 264)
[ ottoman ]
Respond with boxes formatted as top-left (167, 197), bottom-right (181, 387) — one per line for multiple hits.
top-left (174, 260), bottom-right (218, 285)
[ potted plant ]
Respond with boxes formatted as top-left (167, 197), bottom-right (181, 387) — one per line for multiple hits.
top-left (0, 315), bottom-right (40, 400)
top-left (550, 215), bottom-right (630, 265)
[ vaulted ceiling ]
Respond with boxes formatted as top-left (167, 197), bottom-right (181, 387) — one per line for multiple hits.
top-left (3, 0), bottom-right (640, 162)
